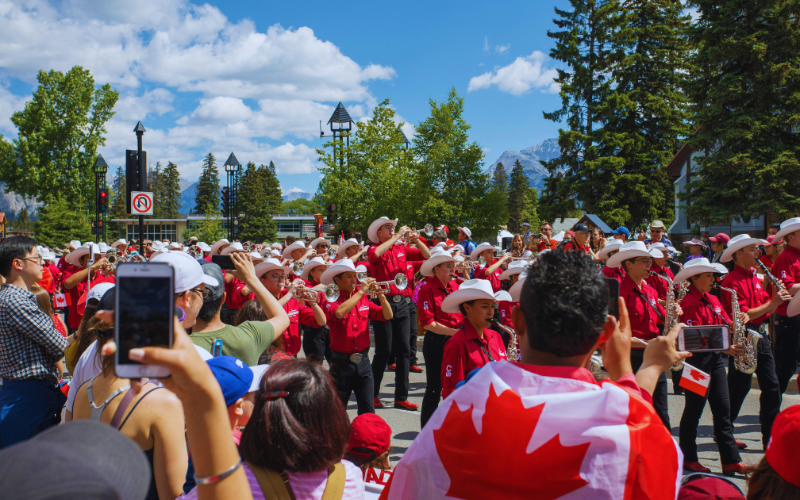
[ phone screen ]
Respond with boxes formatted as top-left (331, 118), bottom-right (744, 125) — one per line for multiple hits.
top-left (117, 275), bottom-right (173, 364)
top-left (605, 277), bottom-right (619, 319)
top-left (680, 326), bottom-right (728, 352)
top-left (211, 254), bottom-right (235, 270)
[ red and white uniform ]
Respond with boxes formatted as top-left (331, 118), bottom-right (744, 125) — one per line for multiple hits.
top-left (620, 274), bottom-right (665, 346)
top-left (497, 300), bottom-right (516, 330)
top-left (417, 278), bottom-right (462, 330)
top-left (720, 265), bottom-right (770, 326)
top-left (602, 265), bottom-right (626, 285)
top-left (325, 290), bottom-right (387, 354)
top-left (473, 260), bottom-right (503, 292)
top-left (440, 322), bottom-right (507, 398)
top-left (771, 244), bottom-right (800, 317)
top-left (368, 245), bottom-right (424, 297)
top-left (280, 289), bottom-right (323, 356)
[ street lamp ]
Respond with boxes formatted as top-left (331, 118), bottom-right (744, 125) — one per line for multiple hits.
top-left (93, 154), bottom-right (109, 243)
top-left (320, 102), bottom-right (354, 167)
top-left (401, 130), bottom-right (410, 150)
top-left (224, 152), bottom-right (241, 241)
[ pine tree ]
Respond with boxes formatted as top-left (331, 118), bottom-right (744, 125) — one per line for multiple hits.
top-left (108, 166), bottom-right (127, 235)
top-left (238, 162), bottom-right (278, 243)
top-left (492, 162), bottom-right (509, 193)
top-left (263, 161), bottom-right (283, 215)
top-left (507, 160), bottom-right (529, 233)
top-left (161, 162), bottom-right (182, 219)
top-left (15, 207), bottom-right (31, 231)
top-left (35, 195), bottom-right (92, 247)
top-left (682, 0), bottom-right (800, 223)
top-left (194, 153), bottom-right (220, 214)
top-left (147, 162), bottom-right (162, 218)
top-left (182, 208), bottom-right (225, 243)
top-left (520, 187), bottom-right (541, 231)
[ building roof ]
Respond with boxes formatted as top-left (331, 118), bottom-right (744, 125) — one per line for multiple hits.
top-left (328, 102), bottom-right (354, 124)
top-left (666, 143), bottom-right (694, 177)
top-left (578, 214), bottom-right (613, 233)
top-left (552, 218), bottom-right (580, 233)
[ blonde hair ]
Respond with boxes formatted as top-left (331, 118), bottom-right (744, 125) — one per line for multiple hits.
top-left (29, 284), bottom-right (53, 316)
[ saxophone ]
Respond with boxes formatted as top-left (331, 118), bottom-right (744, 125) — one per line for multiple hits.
top-left (716, 284), bottom-right (759, 374)
top-left (490, 319), bottom-right (519, 362)
top-left (648, 271), bottom-right (684, 371)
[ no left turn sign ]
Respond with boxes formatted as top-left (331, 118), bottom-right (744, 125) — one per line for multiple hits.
top-left (131, 191), bottom-right (154, 215)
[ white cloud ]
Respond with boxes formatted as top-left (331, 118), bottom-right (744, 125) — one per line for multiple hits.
top-left (0, 84), bottom-right (29, 135)
top-left (495, 44), bottom-right (510, 54)
top-left (468, 51), bottom-right (559, 95)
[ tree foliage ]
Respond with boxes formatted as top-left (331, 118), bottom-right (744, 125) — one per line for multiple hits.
top-left (108, 166), bottom-right (127, 235)
top-left (183, 206), bottom-right (225, 243)
top-left (35, 195), bottom-right (92, 247)
top-left (238, 161), bottom-right (279, 243)
top-left (160, 162), bottom-right (182, 220)
top-left (194, 153), bottom-right (220, 214)
top-left (507, 160), bottom-right (529, 232)
top-left (0, 66), bottom-right (118, 211)
top-left (279, 198), bottom-right (324, 215)
top-left (520, 187), bottom-right (541, 232)
top-left (492, 162), bottom-right (509, 194)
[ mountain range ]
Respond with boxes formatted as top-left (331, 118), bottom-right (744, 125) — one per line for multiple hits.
top-left (485, 137), bottom-right (560, 192)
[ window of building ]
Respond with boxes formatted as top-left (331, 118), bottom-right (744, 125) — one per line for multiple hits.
top-left (278, 222), bottom-right (301, 233)
top-left (127, 224), bottom-right (178, 242)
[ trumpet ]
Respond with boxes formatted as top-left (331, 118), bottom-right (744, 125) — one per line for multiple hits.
top-left (327, 247), bottom-right (337, 259)
top-left (289, 260), bottom-right (304, 274)
top-left (455, 260), bottom-right (480, 276)
top-left (187, 246), bottom-right (202, 259)
top-left (106, 248), bottom-right (121, 266)
top-left (128, 253), bottom-right (147, 263)
top-left (242, 241), bottom-right (255, 253)
top-left (363, 274), bottom-right (407, 298)
top-left (406, 228), bottom-right (421, 240)
top-left (356, 270), bottom-right (368, 282)
top-left (424, 224), bottom-right (434, 236)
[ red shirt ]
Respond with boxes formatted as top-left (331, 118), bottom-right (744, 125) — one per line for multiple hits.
top-left (474, 260), bottom-right (503, 292)
top-left (620, 274), bottom-right (665, 346)
top-left (680, 285), bottom-right (732, 327)
top-left (720, 265), bottom-right (770, 326)
top-left (52, 314), bottom-right (67, 337)
top-left (759, 254), bottom-right (774, 270)
top-left (45, 262), bottom-right (60, 292)
top-left (536, 239), bottom-right (558, 252)
top-left (602, 265), bottom-right (626, 285)
top-left (771, 244), bottom-right (800, 316)
top-left (645, 263), bottom-right (675, 302)
top-left (561, 240), bottom-right (590, 253)
top-left (417, 279), bottom-right (462, 329)
top-left (62, 267), bottom-right (88, 329)
top-left (325, 291), bottom-right (386, 353)
top-left (226, 277), bottom-right (251, 311)
top-left (368, 244), bottom-right (424, 296)
top-left (280, 289), bottom-right (322, 356)
top-left (37, 267), bottom-right (54, 295)
top-left (497, 300), bottom-right (517, 330)
top-left (441, 322), bottom-right (507, 398)
top-left (404, 260), bottom-right (423, 298)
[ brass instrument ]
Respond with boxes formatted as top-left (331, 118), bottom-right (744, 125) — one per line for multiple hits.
top-left (188, 246), bottom-right (202, 259)
top-left (648, 271), bottom-right (684, 371)
top-left (406, 228), bottom-right (421, 240)
top-left (289, 260), bottom-right (304, 274)
top-left (363, 273), bottom-right (407, 298)
top-left (455, 260), bottom-right (479, 277)
top-left (589, 353), bottom-right (604, 373)
top-left (242, 241), bottom-right (255, 253)
top-left (327, 247), bottom-right (337, 259)
top-left (716, 284), bottom-right (759, 374)
top-left (128, 253), bottom-right (147, 263)
top-left (356, 270), bottom-right (368, 282)
top-left (424, 224), bottom-right (434, 236)
top-left (490, 319), bottom-right (518, 361)
top-left (295, 285), bottom-right (320, 303)
top-left (105, 248), bottom-right (121, 266)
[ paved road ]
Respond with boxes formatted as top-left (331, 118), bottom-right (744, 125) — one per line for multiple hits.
top-left (343, 343), bottom-right (800, 491)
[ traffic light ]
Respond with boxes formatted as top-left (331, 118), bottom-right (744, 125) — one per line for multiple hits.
top-left (91, 220), bottom-right (105, 235)
top-left (98, 188), bottom-right (109, 214)
top-left (221, 187), bottom-right (230, 217)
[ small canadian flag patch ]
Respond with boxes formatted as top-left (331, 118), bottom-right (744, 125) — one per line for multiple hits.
top-left (679, 364), bottom-right (710, 397)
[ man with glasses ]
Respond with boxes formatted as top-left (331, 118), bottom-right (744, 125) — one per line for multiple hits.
top-left (309, 237), bottom-right (335, 263)
top-left (536, 221), bottom-right (558, 252)
top-left (641, 220), bottom-right (673, 248)
top-left (0, 237), bottom-right (68, 448)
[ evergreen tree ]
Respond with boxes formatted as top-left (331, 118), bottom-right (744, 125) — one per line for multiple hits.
top-left (520, 187), bottom-right (541, 232)
top-left (147, 162), bottom-right (163, 218)
top-left (681, 0), bottom-right (800, 222)
top-left (263, 161), bottom-right (283, 215)
top-left (35, 195), bottom-right (92, 247)
top-left (14, 207), bottom-right (31, 231)
top-left (507, 160), bottom-right (529, 233)
top-left (492, 162), bottom-right (509, 194)
top-left (161, 162), bottom-right (182, 219)
top-left (108, 165), bottom-right (127, 235)
top-left (182, 205), bottom-right (225, 243)
top-left (194, 153), bottom-right (220, 214)
top-left (238, 162), bottom-right (278, 243)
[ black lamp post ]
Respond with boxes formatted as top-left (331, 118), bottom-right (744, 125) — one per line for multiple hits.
top-left (401, 130), bottom-right (410, 151)
top-left (321, 102), bottom-right (354, 167)
top-left (93, 154), bottom-right (109, 243)
top-left (224, 152), bottom-right (241, 241)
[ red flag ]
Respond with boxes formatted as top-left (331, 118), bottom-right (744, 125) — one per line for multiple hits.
top-left (679, 364), bottom-right (710, 397)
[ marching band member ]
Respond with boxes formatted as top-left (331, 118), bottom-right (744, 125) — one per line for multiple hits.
top-left (760, 235), bottom-right (780, 271)
top-left (456, 226), bottom-right (477, 256)
top-left (417, 248), bottom-right (463, 427)
top-left (675, 257), bottom-right (746, 475)
top-left (367, 217), bottom-right (431, 411)
top-left (439, 279), bottom-right (507, 399)
top-left (337, 238), bottom-right (369, 264)
top-left (598, 239), bottom-right (625, 283)
top-left (209, 239), bottom-right (230, 255)
top-left (497, 261), bottom-right (526, 331)
top-left (402, 247), bottom-right (424, 374)
top-left (321, 259), bottom-right (392, 414)
top-left (471, 243), bottom-right (511, 293)
top-left (606, 241), bottom-right (671, 427)
top-left (281, 240), bottom-right (313, 281)
top-left (61, 244), bottom-right (108, 333)
top-left (298, 257), bottom-right (333, 364)
top-left (252, 258), bottom-right (326, 357)
top-left (719, 234), bottom-right (790, 448)
top-left (195, 242), bottom-right (212, 261)
top-left (309, 237), bottom-right (335, 263)
top-left (645, 242), bottom-right (676, 305)
top-left (220, 243), bottom-right (249, 324)
top-left (434, 226), bottom-right (455, 247)
top-left (769, 217), bottom-right (800, 396)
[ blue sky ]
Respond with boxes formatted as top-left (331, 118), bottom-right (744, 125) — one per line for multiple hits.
top-left (0, 0), bottom-right (571, 197)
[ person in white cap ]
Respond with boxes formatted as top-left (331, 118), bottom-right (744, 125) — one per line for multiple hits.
top-left (321, 259), bottom-right (392, 414)
top-left (293, 257), bottom-right (333, 364)
top-left (367, 217), bottom-right (431, 411)
top-left (770, 217), bottom-right (800, 396)
top-left (719, 234), bottom-right (790, 450)
top-left (439, 279), bottom-right (507, 399)
top-left (599, 239), bottom-right (625, 284)
top-left (196, 242), bottom-right (212, 261)
top-left (674, 257), bottom-right (746, 476)
top-left (61, 244), bottom-right (108, 333)
top-left (471, 242), bottom-right (511, 293)
top-left (456, 226), bottom-right (476, 256)
top-left (209, 239), bottom-right (231, 256)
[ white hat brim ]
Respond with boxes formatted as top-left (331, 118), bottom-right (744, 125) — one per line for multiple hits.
top-left (336, 240), bottom-right (359, 258)
top-left (720, 237), bottom-right (763, 263)
top-left (606, 248), bottom-right (662, 269)
top-left (321, 261), bottom-right (356, 285)
top-left (210, 240), bottom-right (230, 255)
top-left (368, 218), bottom-right (398, 243)
top-left (420, 254), bottom-right (456, 276)
top-left (494, 290), bottom-right (513, 302)
top-left (775, 222), bottom-right (800, 243)
top-left (282, 241), bottom-right (307, 260)
top-left (597, 242), bottom-right (624, 260)
top-left (441, 286), bottom-right (496, 313)
top-left (300, 260), bottom-right (329, 280)
top-left (673, 263), bottom-right (728, 283)
top-left (254, 261), bottom-right (285, 277)
top-left (498, 265), bottom-right (525, 281)
top-left (65, 246), bottom-right (97, 266)
top-left (470, 242), bottom-right (495, 262)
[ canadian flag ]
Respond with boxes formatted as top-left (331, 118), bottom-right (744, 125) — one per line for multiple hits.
top-left (53, 293), bottom-right (67, 309)
top-left (679, 363), bottom-right (710, 397)
top-left (380, 362), bottom-right (682, 500)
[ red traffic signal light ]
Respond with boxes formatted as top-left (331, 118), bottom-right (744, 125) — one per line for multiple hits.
top-left (98, 188), bottom-right (109, 214)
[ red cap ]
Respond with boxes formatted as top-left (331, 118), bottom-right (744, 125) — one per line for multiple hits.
top-left (766, 404), bottom-right (800, 488)
top-left (436, 225), bottom-right (449, 233)
top-left (566, 230), bottom-right (575, 237)
top-left (127, 246), bottom-right (137, 252)
top-left (677, 477), bottom-right (744, 500)
top-left (708, 233), bottom-right (730, 244)
top-left (347, 413), bottom-right (391, 459)
top-left (765, 235), bottom-right (783, 247)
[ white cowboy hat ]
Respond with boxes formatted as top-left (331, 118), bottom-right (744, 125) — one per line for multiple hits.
top-left (110, 239), bottom-right (127, 250)
top-left (254, 258), bottom-right (285, 278)
top-left (597, 239), bottom-right (624, 260)
top-left (470, 242), bottom-right (496, 262)
top-left (787, 291), bottom-right (800, 317)
top-left (300, 257), bottom-right (329, 280)
top-left (321, 259), bottom-right (356, 286)
top-left (221, 242), bottom-right (245, 255)
top-left (606, 241), bottom-right (663, 269)
top-left (309, 237), bottom-right (329, 249)
top-left (97, 242), bottom-right (109, 253)
top-left (209, 239), bottom-right (230, 255)
top-left (434, 241), bottom-right (451, 250)
top-left (196, 242), bottom-right (212, 252)
top-left (368, 217), bottom-right (398, 243)
top-left (494, 290), bottom-right (513, 302)
top-left (650, 242), bottom-right (681, 257)
top-left (150, 241), bottom-right (165, 252)
top-left (775, 217), bottom-right (800, 242)
top-left (682, 238), bottom-right (707, 248)
top-left (509, 272), bottom-right (527, 302)
top-left (282, 241), bottom-right (306, 260)
top-left (499, 260), bottom-right (527, 280)
top-left (66, 244), bottom-right (101, 266)
top-left (441, 279), bottom-right (496, 313)
top-left (271, 242), bottom-right (283, 250)
top-left (673, 257), bottom-right (728, 283)
top-left (168, 242), bottom-right (181, 250)
top-left (457, 226), bottom-right (472, 238)
top-left (420, 248), bottom-right (458, 277)
top-left (270, 249), bottom-right (281, 258)
top-left (336, 238), bottom-right (360, 258)
top-left (450, 244), bottom-right (465, 255)
top-left (249, 251), bottom-right (265, 263)
top-left (720, 234), bottom-right (764, 263)
top-left (68, 240), bottom-right (81, 250)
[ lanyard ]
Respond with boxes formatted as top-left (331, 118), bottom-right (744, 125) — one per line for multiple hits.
top-left (632, 286), bottom-right (662, 318)
top-left (700, 297), bottom-right (729, 326)
top-left (474, 340), bottom-right (495, 362)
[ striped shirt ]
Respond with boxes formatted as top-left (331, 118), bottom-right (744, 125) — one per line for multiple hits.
top-left (0, 283), bottom-right (67, 383)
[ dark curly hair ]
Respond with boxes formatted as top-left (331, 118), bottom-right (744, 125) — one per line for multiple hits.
top-left (519, 249), bottom-right (608, 357)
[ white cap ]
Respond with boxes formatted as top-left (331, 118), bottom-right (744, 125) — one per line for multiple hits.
top-left (221, 242), bottom-right (245, 255)
top-left (441, 279), bottom-right (495, 313)
top-left (69, 240), bottom-right (81, 249)
top-left (249, 365), bottom-right (270, 392)
top-left (111, 239), bottom-right (128, 249)
top-left (271, 243), bottom-right (283, 250)
top-left (169, 242), bottom-right (181, 250)
top-left (196, 242), bottom-right (212, 252)
top-left (150, 251), bottom-right (220, 293)
top-left (98, 242), bottom-right (109, 253)
top-left (457, 226), bottom-right (472, 238)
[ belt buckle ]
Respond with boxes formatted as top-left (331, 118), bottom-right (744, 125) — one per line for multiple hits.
top-left (393, 295), bottom-right (402, 303)
top-left (349, 353), bottom-right (363, 363)
top-left (405, 297), bottom-right (411, 304)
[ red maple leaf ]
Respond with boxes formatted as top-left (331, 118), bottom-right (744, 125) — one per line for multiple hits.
top-left (433, 385), bottom-right (590, 500)
top-left (689, 370), bottom-right (707, 382)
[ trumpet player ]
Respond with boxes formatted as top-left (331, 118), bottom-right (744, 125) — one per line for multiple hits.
top-left (61, 244), bottom-right (110, 333)
top-left (296, 257), bottom-right (333, 364)
top-left (367, 217), bottom-right (431, 411)
top-left (337, 238), bottom-right (370, 264)
top-left (471, 242), bottom-right (511, 293)
top-left (769, 217), bottom-right (800, 396)
top-left (719, 235), bottom-right (790, 448)
top-left (309, 237), bottom-right (335, 263)
top-left (598, 239), bottom-right (624, 283)
top-left (321, 259), bottom-right (393, 415)
top-left (282, 240), bottom-right (314, 280)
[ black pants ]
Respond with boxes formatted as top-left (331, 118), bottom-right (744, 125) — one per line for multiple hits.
top-left (679, 352), bottom-right (741, 464)
top-left (389, 298), bottom-right (418, 367)
top-left (330, 349), bottom-right (374, 415)
top-left (728, 332), bottom-right (780, 446)
top-left (421, 331), bottom-right (449, 428)
top-left (302, 325), bottom-right (332, 365)
top-left (773, 314), bottom-right (800, 395)
top-left (630, 350), bottom-right (670, 429)
top-left (372, 297), bottom-right (411, 401)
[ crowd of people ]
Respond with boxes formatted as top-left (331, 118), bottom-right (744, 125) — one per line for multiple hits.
top-left (0, 216), bottom-right (798, 500)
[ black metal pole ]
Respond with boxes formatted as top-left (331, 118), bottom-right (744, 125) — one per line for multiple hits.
top-left (137, 130), bottom-right (145, 255)
top-left (94, 173), bottom-right (99, 244)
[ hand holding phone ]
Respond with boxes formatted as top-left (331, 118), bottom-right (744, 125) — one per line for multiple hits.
top-left (677, 325), bottom-right (730, 352)
top-left (605, 277), bottom-right (619, 319)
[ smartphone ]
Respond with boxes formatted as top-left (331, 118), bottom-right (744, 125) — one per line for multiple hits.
top-left (605, 277), bottom-right (619, 319)
top-left (678, 326), bottom-right (730, 352)
top-left (115, 262), bottom-right (175, 378)
top-left (212, 339), bottom-right (223, 357)
top-left (211, 254), bottom-right (235, 270)
top-left (532, 233), bottom-right (542, 239)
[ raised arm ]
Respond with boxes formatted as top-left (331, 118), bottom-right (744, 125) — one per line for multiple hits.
top-left (230, 253), bottom-right (289, 335)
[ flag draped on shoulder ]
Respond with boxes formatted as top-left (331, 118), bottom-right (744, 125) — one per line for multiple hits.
top-left (380, 362), bottom-right (682, 500)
